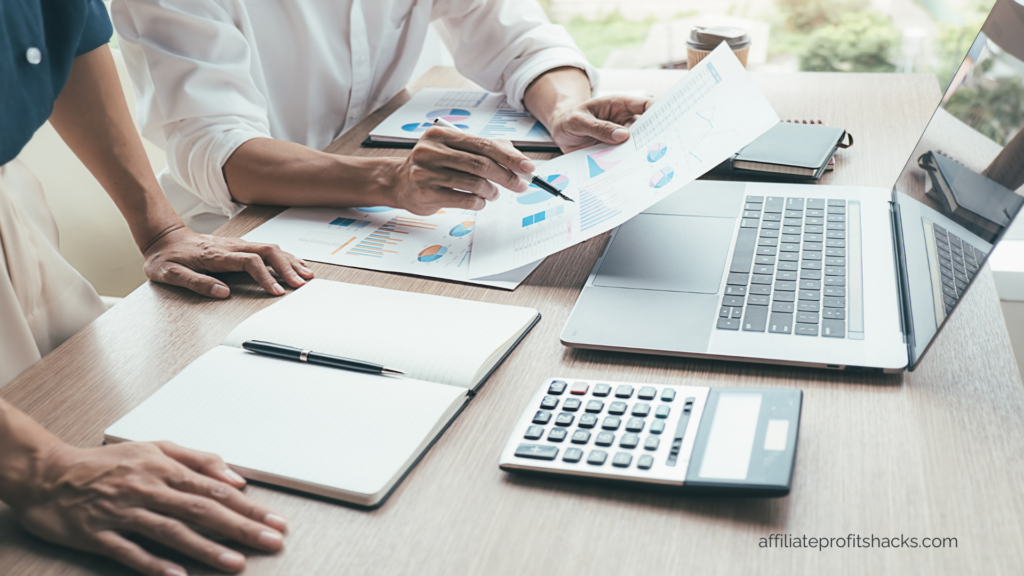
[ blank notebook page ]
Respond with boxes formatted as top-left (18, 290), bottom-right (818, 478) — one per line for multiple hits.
top-left (222, 279), bottom-right (538, 388)
top-left (105, 347), bottom-right (466, 499)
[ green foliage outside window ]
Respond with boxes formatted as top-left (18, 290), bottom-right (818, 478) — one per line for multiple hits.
top-left (799, 11), bottom-right (900, 73)
top-left (945, 58), bottom-right (1024, 146)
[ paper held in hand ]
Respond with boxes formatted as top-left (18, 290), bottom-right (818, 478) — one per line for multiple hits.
top-left (468, 43), bottom-right (780, 279)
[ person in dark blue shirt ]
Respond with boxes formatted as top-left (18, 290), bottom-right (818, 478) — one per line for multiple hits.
top-left (0, 2), bottom-right (300, 574)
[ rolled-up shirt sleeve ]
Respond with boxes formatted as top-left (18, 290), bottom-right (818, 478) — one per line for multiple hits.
top-left (111, 0), bottom-right (268, 218)
top-left (432, 0), bottom-right (599, 111)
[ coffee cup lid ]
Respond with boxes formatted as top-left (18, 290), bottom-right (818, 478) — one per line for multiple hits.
top-left (686, 26), bottom-right (751, 51)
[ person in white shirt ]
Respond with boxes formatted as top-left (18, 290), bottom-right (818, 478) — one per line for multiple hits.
top-left (111, 0), bottom-right (651, 230)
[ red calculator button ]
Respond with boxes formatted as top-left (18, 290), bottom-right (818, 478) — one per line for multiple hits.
top-left (570, 382), bottom-right (589, 395)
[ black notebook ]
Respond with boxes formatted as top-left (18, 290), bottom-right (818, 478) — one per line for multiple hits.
top-left (919, 151), bottom-right (1024, 241)
top-left (711, 121), bottom-right (851, 179)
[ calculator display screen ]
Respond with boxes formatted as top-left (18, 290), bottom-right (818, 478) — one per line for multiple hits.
top-left (696, 392), bottom-right (762, 480)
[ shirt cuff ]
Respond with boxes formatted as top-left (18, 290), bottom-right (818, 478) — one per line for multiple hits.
top-left (185, 128), bottom-right (265, 219)
top-left (505, 47), bottom-right (601, 111)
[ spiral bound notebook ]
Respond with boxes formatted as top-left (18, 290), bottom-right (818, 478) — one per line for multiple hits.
top-left (105, 279), bottom-right (540, 508)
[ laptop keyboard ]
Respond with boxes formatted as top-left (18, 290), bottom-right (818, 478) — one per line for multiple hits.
top-left (717, 196), bottom-right (847, 338)
top-left (930, 222), bottom-right (983, 314)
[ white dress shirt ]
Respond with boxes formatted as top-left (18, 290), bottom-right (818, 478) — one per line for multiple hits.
top-left (111, 0), bottom-right (596, 230)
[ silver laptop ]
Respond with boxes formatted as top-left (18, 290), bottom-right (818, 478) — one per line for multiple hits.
top-left (562, 0), bottom-right (1024, 373)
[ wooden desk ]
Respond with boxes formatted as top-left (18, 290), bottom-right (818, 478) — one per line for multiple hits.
top-left (3, 68), bottom-right (1023, 575)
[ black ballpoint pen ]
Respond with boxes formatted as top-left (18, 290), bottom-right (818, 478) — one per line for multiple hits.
top-left (242, 340), bottom-right (405, 376)
top-left (432, 117), bottom-right (574, 202)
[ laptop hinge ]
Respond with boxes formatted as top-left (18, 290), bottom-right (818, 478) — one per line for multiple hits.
top-left (889, 198), bottom-right (916, 365)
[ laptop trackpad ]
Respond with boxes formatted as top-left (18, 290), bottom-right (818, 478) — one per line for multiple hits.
top-left (594, 214), bottom-right (734, 293)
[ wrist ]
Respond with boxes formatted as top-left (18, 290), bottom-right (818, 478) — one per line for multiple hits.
top-left (365, 157), bottom-right (405, 208)
top-left (0, 402), bottom-right (64, 508)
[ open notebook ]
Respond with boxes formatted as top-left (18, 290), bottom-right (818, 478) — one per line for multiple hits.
top-left (105, 279), bottom-right (540, 507)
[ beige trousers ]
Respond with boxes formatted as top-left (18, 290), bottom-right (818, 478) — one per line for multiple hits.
top-left (0, 159), bottom-right (106, 388)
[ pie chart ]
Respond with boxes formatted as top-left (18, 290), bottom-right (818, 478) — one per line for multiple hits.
top-left (646, 143), bottom-right (668, 163)
top-left (450, 221), bottom-right (474, 237)
top-left (517, 174), bottom-right (568, 205)
top-left (418, 245), bottom-right (448, 263)
top-left (427, 108), bottom-right (472, 123)
top-left (401, 121), bottom-right (469, 132)
top-left (649, 167), bottom-right (675, 189)
top-left (357, 207), bottom-right (394, 213)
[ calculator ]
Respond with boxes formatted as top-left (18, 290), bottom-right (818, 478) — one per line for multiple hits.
top-left (498, 378), bottom-right (802, 496)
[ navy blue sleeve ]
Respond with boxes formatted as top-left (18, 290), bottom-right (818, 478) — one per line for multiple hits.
top-left (75, 0), bottom-right (112, 56)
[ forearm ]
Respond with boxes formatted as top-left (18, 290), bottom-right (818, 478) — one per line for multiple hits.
top-left (0, 400), bottom-right (62, 508)
top-left (48, 45), bottom-right (183, 252)
top-left (223, 138), bottom-right (401, 208)
top-left (523, 66), bottom-right (592, 130)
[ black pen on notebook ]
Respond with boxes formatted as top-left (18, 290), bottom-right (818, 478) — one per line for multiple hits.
top-left (241, 340), bottom-right (405, 376)
top-left (432, 117), bottom-right (574, 202)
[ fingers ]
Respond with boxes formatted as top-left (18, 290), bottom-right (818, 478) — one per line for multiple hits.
top-left (205, 252), bottom-right (284, 296)
top-left (164, 465), bottom-right (287, 532)
top-left (421, 127), bottom-right (533, 187)
top-left (154, 441), bottom-right (246, 488)
top-left (93, 530), bottom-right (189, 576)
top-left (152, 263), bottom-right (232, 299)
top-left (146, 487), bottom-right (284, 553)
top-left (121, 509), bottom-right (248, 573)
top-left (570, 112), bottom-right (631, 144)
top-left (604, 95), bottom-right (654, 117)
top-left (239, 244), bottom-right (308, 289)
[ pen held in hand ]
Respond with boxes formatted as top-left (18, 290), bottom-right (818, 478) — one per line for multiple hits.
top-left (242, 340), bottom-right (405, 376)
top-left (432, 117), bottom-right (574, 202)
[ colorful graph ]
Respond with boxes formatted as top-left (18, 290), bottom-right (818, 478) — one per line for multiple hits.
top-left (401, 121), bottom-right (469, 133)
top-left (579, 188), bottom-right (623, 231)
top-left (348, 216), bottom-right (437, 258)
top-left (357, 207), bottom-right (394, 213)
top-left (587, 149), bottom-right (622, 178)
top-left (646, 143), bottom-right (668, 163)
top-left (418, 245), bottom-right (448, 263)
top-left (329, 217), bottom-right (370, 229)
top-left (649, 167), bottom-right (675, 189)
top-left (517, 174), bottom-right (568, 205)
top-left (450, 221), bottom-right (475, 237)
top-left (522, 205), bottom-right (565, 228)
top-left (427, 108), bottom-right (471, 123)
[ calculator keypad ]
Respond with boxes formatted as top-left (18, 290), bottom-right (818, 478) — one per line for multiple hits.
top-left (502, 379), bottom-right (708, 483)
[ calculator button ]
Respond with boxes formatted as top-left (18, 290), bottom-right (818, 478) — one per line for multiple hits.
top-left (661, 388), bottom-right (676, 402)
top-left (587, 450), bottom-right (608, 465)
top-left (585, 400), bottom-right (604, 413)
top-left (563, 447), bottom-right (583, 463)
top-left (540, 396), bottom-right (558, 410)
top-left (612, 452), bottom-right (632, 468)
top-left (655, 405), bottom-right (671, 418)
top-left (563, 398), bottom-right (581, 412)
top-left (524, 426), bottom-right (544, 440)
top-left (638, 386), bottom-right (657, 400)
top-left (608, 402), bottom-right (628, 415)
top-left (595, 432), bottom-right (615, 446)
top-left (547, 428), bottom-right (567, 442)
top-left (547, 380), bottom-right (567, 395)
top-left (593, 383), bottom-right (612, 397)
top-left (631, 403), bottom-right (651, 417)
top-left (555, 413), bottom-right (574, 427)
top-left (602, 416), bottom-right (621, 430)
top-left (571, 430), bottom-right (591, 444)
top-left (637, 454), bottom-right (654, 470)
top-left (644, 436), bottom-right (660, 451)
top-left (532, 411), bottom-right (551, 425)
top-left (620, 433), bottom-right (640, 448)
top-left (570, 382), bottom-right (589, 395)
top-left (579, 414), bottom-right (598, 428)
top-left (650, 420), bottom-right (666, 434)
top-left (515, 444), bottom-right (558, 460)
top-left (615, 385), bottom-right (634, 398)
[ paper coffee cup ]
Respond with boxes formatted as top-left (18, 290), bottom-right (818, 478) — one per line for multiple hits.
top-left (686, 26), bottom-right (752, 69)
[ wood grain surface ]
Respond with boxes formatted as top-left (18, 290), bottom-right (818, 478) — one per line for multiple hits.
top-left (2, 68), bottom-right (1022, 576)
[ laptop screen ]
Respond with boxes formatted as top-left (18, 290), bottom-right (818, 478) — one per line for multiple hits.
top-left (893, 0), bottom-right (1024, 368)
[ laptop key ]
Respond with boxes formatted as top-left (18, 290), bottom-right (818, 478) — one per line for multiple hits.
top-left (751, 274), bottom-right (773, 285)
top-left (782, 226), bottom-right (802, 235)
top-left (783, 218), bottom-right (803, 226)
top-left (741, 218), bottom-right (759, 228)
top-left (822, 319), bottom-right (845, 338)
top-left (774, 292), bottom-right (796, 302)
top-left (826, 231), bottom-right (846, 239)
top-left (826, 222), bottom-right (846, 230)
top-left (806, 209), bottom-right (825, 217)
top-left (771, 301), bottom-right (795, 313)
top-left (807, 198), bottom-right (826, 210)
top-left (749, 284), bottom-right (771, 295)
top-left (727, 273), bottom-right (749, 285)
top-left (955, 279), bottom-right (969, 292)
top-left (779, 253), bottom-right (799, 262)
top-left (803, 251), bottom-right (823, 261)
top-left (755, 256), bottom-right (776, 266)
top-left (825, 247), bottom-right (846, 257)
top-left (747, 295), bottom-right (769, 306)
top-left (729, 228), bottom-right (758, 273)
top-left (768, 313), bottom-right (794, 334)
top-left (796, 311), bottom-right (819, 324)
top-left (825, 257), bottom-right (845, 266)
top-left (724, 285), bottom-right (747, 296)
top-left (805, 225), bottom-right (824, 234)
top-left (761, 221), bottom-right (781, 229)
top-left (743, 305), bottom-right (769, 332)
top-left (760, 229), bottom-right (780, 238)
top-left (802, 260), bottom-right (823, 270)
top-left (778, 261), bottom-right (798, 271)
top-left (824, 267), bottom-right (846, 276)
top-left (777, 270), bottom-right (797, 281)
top-left (799, 290), bottom-right (821, 301)
top-left (722, 296), bottom-right (743, 307)
top-left (823, 308), bottom-right (846, 319)
top-left (746, 195), bottom-right (764, 203)
top-left (753, 264), bottom-right (774, 274)
top-left (758, 237), bottom-right (779, 247)
top-left (826, 239), bottom-right (846, 247)
top-left (795, 324), bottom-right (819, 336)
top-left (786, 197), bottom-right (805, 210)
top-left (775, 281), bottom-right (797, 291)
top-left (756, 246), bottom-right (777, 256)
top-left (800, 280), bottom-right (822, 290)
top-left (824, 297), bottom-right (846, 308)
top-left (827, 199), bottom-right (846, 206)
top-left (765, 196), bottom-right (785, 213)
top-left (804, 242), bottom-right (823, 251)
top-left (784, 210), bottom-right (803, 218)
top-left (762, 213), bottom-right (782, 222)
top-left (827, 206), bottom-right (846, 214)
top-left (805, 217), bottom-right (824, 226)
top-left (823, 286), bottom-right (846, 297)
top-left (825, 276), bottom-right (846, 286)
top-left (800, 269), bottom-right (822, 280)
top-left (744, 210), bottom-right (762, 218)
top-left (804, 233), bottom-right (824, 242)
top-left (717, 317), bottom-right (740, 330)
top-left (780, 243), bottom-right (800, 252)
top-left (781, 234), bottom-right (801, 243)
top-left (731, 307), bottom-right (744, 318)
top-left (798, 301), bottom-right (820, 312)
top-left (826, 214), bottom-right (846, 222)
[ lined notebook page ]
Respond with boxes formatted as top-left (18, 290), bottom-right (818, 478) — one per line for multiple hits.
top-left (105, 347), bottom-right (467, 502)
top-left (222, 279), bottom-right (538, 388)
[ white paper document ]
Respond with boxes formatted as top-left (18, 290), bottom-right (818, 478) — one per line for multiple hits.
top-left (242, 206), bottom-right (542, 289)
top-left (369, 88), bottom-right (557, 149)
top-left (468, 44), bottom-right (780, 278)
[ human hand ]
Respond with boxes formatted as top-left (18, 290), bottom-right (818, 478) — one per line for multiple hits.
top-left (11, 441), bottom-right (287, 575)
top-left (546, 95), bottom-right (654, 153)
top-left (143, 227), bottom-right (314, 298)
top-left (387, 127), bottom-right (535, 216)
